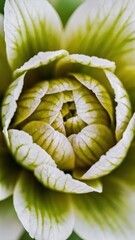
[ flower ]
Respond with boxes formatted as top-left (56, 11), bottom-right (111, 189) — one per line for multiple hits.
top-left (1, 0), bottom-right (135, 239)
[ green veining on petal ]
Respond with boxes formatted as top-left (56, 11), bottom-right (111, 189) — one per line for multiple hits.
top-left (8, 129), bottom-right (56, 170)
top-left (46, 77), bottom-right (80, 94)
top-left (28, 92), bottom-right (64, 124)
top-left (14, 171), bottom-right (74, 240)
top-left (2, 73), bottom-right (25, 139)
top-left (71, 73), bottom-right (114, 127)
top-left (13, 81), bottom-right (49, 126)
top-left (69, 124), bottom-right (114, 168)
top-left (65, 116), bottom-right (87, 136)
top-left (4, 0), bottom-right (64, 70)
top-left (51, 112), bottom-right (66, 135)
top-left (73, 86), bottom-right (109, 126)
top-left (104, 70), bottom-right (132, 140)
top-left (82, 113), bottom-right (135, 180)
top-left (23, 121), bottom-right (75, 170)
top-left (34, 163), bottom-right (102, 194)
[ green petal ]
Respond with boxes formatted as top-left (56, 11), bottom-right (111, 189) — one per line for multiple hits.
top-left (4, 0), bottom-right (63, 70)
top-left (7, 128), bottom-right (102, 194)
top-left (69, 124), bottom-right (114, 169)
top-left (0, 197), bottom-right (23, 240)
top-left (35, 163), bottom-right (102, 194)
top-left (0, 132), bottom-right (20, 200)
top-left (14, 171), bottom-right (74, 240)
top-left (56, 54), bottom-right (115, 75)
top-left (73, 169), bottom-right (135, 240)
top-left (0, 14), bottom-right (11, 94)
top-left (73, 86), bottom-right (109, 126)
top-left (64, 0), bottom-right (135, 88)
top-left (23, 121), bottom-right (75, 171)
top-left (28, 92), bottom-right (64, 124)
top-left (2, 73), bottom-right (25, 139)
top-left (13, 81), bottom-right (49, 126)
top-left (2, 50), bottom-right (68, 137)
top-left (104, 70), bottom-right (132, 140)
top-left (8, 129), bottom-right (56, 170)
top-left (71, 73), bottom-right (114, 127)
top-left (82, 113), bottom-right (135, 180)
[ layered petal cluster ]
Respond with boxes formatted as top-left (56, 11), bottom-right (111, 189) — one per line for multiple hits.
top-left (1, 0), bottom-right (135, 240)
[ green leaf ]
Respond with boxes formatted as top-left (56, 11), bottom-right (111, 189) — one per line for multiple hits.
top-left (104, 70), bottom-right (132, 140)
top-left (82, 113), bottom-right (135, 180)
top-left (14, 171), bottom-right (74, 240)
top-left (64, 0), bottom-right (135, 89)
top-left (68, 231), bottom-right (82, 240)
top-left (19, 231), bottom-right (33, 240)
top-left (23, 121), bottom-right (75, 171)
top-left (0, 197), bottom-right (23, 240)
top-left (69, 124), bottom-right (114, 169)
top-left (4, 0), bottom-right (63, 70)
top-left (73, 168), bottom-right (135, 240)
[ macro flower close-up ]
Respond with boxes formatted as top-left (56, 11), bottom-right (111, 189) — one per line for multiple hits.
top-left (0, 0), bottom-right (135, 239)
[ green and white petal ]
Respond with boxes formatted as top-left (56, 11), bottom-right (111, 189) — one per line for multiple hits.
top-left (13, 81), bottom-right (49, 126)
top-left (46, 77), bottom-right (80, 94)
top-left (64, 0), bottom-right (135, 88)
top-left (69, 124), bottom-right (114, 168)
top-left (56, 54), bottom-right (115, 75)
top-left (82, 113), bottom-right (135, 180)
top-left (0, 14), bottom-right (11, 93)
top-left (28, 92), bottom-right (64, 124)
top-left (73, 86), bottom-right (109, 126)
top-left (72, 73), bottom-right (114, 126)
top-left (4, 0), bottom-right (63, 70)
top-left (15, 50), bottom-right (68, 77)
top-left (0, 197), bottom-right (23, 240)
top-left (104, 70), bottom-right (132, 140)
top-left (23, 121), bottom-right (75, 170)
top-left (14, 171), bottom-right (74, 240)
top-left (2, 73), bottom-right (25, 139)
top-left (8, 129), bottom-right (56, 170)
top-left (0, 133), bottom-right (20, 200)
top-left (73, 167), bottom-right (135, 240)
top-left (34, 163), bottom-right (102, 194)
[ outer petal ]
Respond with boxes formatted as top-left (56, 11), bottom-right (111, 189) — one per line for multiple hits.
top-left (73, 150), bottom-right (135, 240)
top-left (4, 0), bottom-right (63, 70)
top-left (64, 0), bottom-right (135, 88)
top-left (0, 132), bottom-right (20, 200)
top-left (14, 171), bottom-right (74, 240)
top-left (0, 197), bottom-right (23, 240)
top-left (0, 14), bottom-right (11, 93)
top-left (82, 113), bottom-right (135, 180)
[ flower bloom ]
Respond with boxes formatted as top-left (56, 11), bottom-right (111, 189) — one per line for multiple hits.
top-left (1, 0), bottom-right (135, 239)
